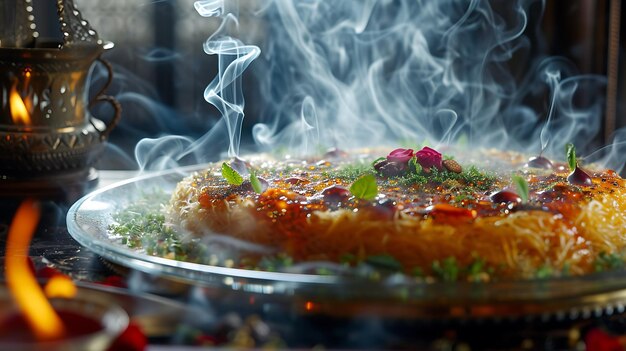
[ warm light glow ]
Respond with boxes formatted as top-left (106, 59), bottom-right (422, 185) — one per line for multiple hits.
top-left (44, 275), bottom-right (77, 299)
top-left (305, 301), bottom-right (314, 311)
top-left (5, 199), bottom-right (66, 341)
top-left (9, 83), bottom-right (31, 125)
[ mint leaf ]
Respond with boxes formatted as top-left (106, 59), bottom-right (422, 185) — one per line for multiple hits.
top-left (349, 174), bottom-right (378, 201)
top-left (566, 143), bottom-right (577, 171)
top-left (512, 175), bottom-right (529, 203)
top-left (221, 162), bottom-right (244, 186)
top-left (409, 156), bottom-right (422, 173)
top-left (250, 170), bottom-right (263, 194)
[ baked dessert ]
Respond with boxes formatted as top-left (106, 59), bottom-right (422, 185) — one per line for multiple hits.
top-left (167, 145), bottom-right (626, 281)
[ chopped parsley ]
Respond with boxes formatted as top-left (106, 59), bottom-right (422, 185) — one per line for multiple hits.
top-left (321, 162), bottom-right (374, 182)
top-left (466, 257), bottom-right (493, 282)
top-left (258, 254), bottom-right (294, 272)
top-left (535, 265), bottom-right (553, 279)
top-left (397, 165), bottom-right (496, 191)
top-left (594, 252), bottom-right (625, 272)
top-left (108, 192), bottom-right (212, 263)
top-left (432, 257), bottom-right (460, 282)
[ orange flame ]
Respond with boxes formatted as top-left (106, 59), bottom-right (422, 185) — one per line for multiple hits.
top-left (44, 275), bottom-right (77, 299)
top-left (5, 199), bottom-right (66, 341)
top-left (9, 82), bottom-right (31, 125)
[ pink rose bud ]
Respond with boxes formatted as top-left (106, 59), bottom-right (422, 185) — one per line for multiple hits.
top-left (387, 148), bottom-right (414, 163)
top-left (414, 146), bottom-right (443, 170)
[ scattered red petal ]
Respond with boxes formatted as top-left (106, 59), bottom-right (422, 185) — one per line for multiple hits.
top-left (99, 276), bottom-right (127, 289)
top-left (195, 334), bottom-right (219, 346)
top-left (586, 328), bottom-right (623, 351)
top-left (107, 322), bottom-right (147, 351)
top-left (36, 266), bottom-right (63, 280)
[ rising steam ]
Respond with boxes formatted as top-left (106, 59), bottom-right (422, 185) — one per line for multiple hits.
top-left (132, 0), bottom-right (624, 173)
top-left (198, 3), bottom-right (260, 157)
top-left (250, 0), bottom-right (613, 163)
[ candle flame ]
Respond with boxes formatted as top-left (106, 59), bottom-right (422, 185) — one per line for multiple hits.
top-left (5, 199), bottom-right (66, 341)
top-left (9, 83), bottom-right (31, 125)
top-left (44, 275), bottom-right (78, 299)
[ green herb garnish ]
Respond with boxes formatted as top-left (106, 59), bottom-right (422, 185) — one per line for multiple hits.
top-left (340, 253), bottom-right (356, 264)
top-left (371, 157), bottom-right (386, 168)
top-left (221, 162), bottom-right (244, 186)
top-left (561, 262), bottom-right (571, 276)
top-left (250, 170), bottom-right (263, 194)
top-left (512, 175), bottom-right (529, 203)
top-left (566, 143), bottom-right (577, 171)
top-left (258, 254), bottom-right (294, 272)
top-left (535, 265), bottom-right (553, 279)
top-left (398, 165), bottom-right (495, 191)
top-left (408, 156), bottom-right (422, 174)
top-left (412, 267), bottom-right (424, 278)
top-left (350, 174), bottom-right (378, 201)
top-left (323, 163), bottom-right (372, 182)
top-left (467, 257), bottom-right (487, 282)
top-left (108, 191), bottom-right (208, 262)
top-left (365, 254), bottom-right (403, 271)
top-left (432, 257), bottom-right (459, 282)
top-left (594, 252), bottom-right (624, 272)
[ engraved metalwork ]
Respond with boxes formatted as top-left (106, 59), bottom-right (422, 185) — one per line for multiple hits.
top-left (0, 0), bottom-right (120, 196)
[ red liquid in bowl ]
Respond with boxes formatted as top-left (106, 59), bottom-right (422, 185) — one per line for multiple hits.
top-left (0, 310), bottom-right (102, 343)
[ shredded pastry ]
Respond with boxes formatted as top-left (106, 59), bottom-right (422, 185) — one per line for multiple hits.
top-left (168, 147), bottom-right (626, 280)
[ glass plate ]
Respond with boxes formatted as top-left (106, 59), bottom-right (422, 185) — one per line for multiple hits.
top-left (67, 166), bottom-right (626, 319)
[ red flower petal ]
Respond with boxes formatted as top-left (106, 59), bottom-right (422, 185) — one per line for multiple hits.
top-left (585, 328), bottom-right (623, 351)
top-left (36, 266), bottom-right (64, 280)
top-left (107, 322), bottom-right (147, 351)
top-left (99, 276), bottom-right (127, 289)
top-left (386, 148), bottom-right (414, 163)
top-left (414, 146), bottom-right (443, 170)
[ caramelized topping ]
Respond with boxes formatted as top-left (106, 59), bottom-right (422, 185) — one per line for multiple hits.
top-left (424, 204), bottom-right (477, 220)
top-left (194, 150), bottom-right (623, 226)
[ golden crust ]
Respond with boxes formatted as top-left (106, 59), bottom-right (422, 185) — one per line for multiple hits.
top-left (167, 154), bottom-right (626, 279)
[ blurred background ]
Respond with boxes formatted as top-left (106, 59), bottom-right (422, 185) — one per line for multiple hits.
top-left (75, 0), bottom-right (626, 170)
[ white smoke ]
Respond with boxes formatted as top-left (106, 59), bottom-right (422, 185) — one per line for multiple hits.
top-left (200, 9), bottom-right (260, 157)
top-left (131, 0), bottom-right (624, 173)
top-left (247, 0), bottom-right (618, 168)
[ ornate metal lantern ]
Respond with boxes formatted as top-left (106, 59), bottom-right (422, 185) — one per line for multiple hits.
top-left (0, 0), bottom-right (120, 200)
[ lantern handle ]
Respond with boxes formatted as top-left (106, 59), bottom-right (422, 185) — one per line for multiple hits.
top-left (89, 57), bottom-right (121, 140)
